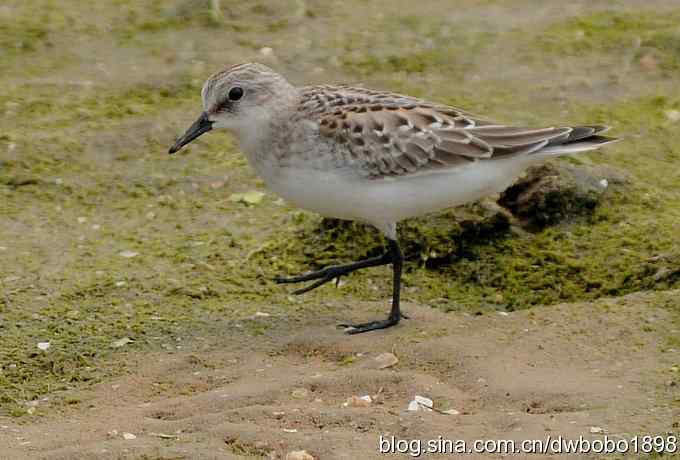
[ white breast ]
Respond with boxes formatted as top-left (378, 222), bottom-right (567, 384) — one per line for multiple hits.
top-left (264, 155), bottom-right (534, 236)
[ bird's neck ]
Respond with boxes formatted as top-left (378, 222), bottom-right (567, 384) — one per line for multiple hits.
top-left (234, 95), bottom-right (300, 179)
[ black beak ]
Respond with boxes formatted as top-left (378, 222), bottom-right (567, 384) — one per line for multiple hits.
top-left (168, 112), bottom-right (213, 154)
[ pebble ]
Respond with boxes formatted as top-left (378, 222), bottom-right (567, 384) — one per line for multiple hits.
top-left (374, 352), bottom-right (399, 369)
top-left (286, 451), bottom-right (314, 460)
top-left (229, 190), bottom-right (265, 205)
top-left (122, 432), bottom-right (137, 440)
top-left (442, 408), bottom-right (460, 415)
top-left (260, 47), bottom-right (274, 57)
top-left (665, 109), bottom-right (680, 123)
top-left (111, 337), bottom-right (133, 348)
top-left (37, 342), bottom-right (50, 351)
top-left (408, 395), bottom-right (433, 412)
top-left (344, 395), bottom-right (372, 407)
top-left (118, 250), bottom-right (138, 258)
top-left (291, 388), bottom-right (308, 399)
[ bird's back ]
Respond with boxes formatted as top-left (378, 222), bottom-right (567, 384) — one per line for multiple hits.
top-left (293, 85), bottom-right (617, 180)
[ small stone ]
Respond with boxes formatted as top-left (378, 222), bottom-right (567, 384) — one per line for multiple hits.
top-left (119, 250), bottom-right (138, 258)
top-left (150, 432), bottom-right (178, 439)
top-left (282, 428), bottom-right (298, 433)
top-left (374, 352), bottom-right (399, 369)
top-left (3, 276), bottom-right (20, 282)
top-left (639, 53), bottom-right (658, 71)
top-left (254, 311), bottom-right (270, 317)
top-left (111, 337), bottom-right (133, 348)
top-left (115, 281), bottom-right (126, 287)
top-left (37, 342), bottom-right (50, 351)
top-left (497, 311), bottom-right (509, 317)
top-left (285, 450), bottom-right (314, 460)
top-left (77, 217), bottom-right (87, 224)
top-left (0, 246), bottom-right (6, 251)
top-left (260, 47), bottom-right (274, 57)
top-left (344, 395), bottom-right (372, 407)
top-left (146, 211), bottom-right (156, 220)
top-left (107, 430), bottom-right (119, 438)
top-left (91, 224), bottom-right (101, 231)
top-left (665, 110), bottom-right (680, 122)
top-left (590, 426), bottom-right (604, 434)
top-left (599, 179), bottom-right (609, 189)
top-left (442, 409), bottom-right (460, 415)
top-left (229, 190), bottom-right (265, 205)
top-left (415, 395), bottom-right (433, 408)
top-left (122, 432), bottom-right (136, 440)
top-left (291, 388), bottom-right (308, 399)
top-left (408, 395), bottom-right (433, 411)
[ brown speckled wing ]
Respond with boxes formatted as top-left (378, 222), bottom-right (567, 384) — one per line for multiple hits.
top-left (297, 85), bottom-right (586, 178)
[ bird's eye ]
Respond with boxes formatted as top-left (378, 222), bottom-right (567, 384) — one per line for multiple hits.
top-left (228, 87), bottom-right (244, 101)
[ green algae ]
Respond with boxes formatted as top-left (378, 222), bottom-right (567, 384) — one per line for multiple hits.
top-left (337, 15), bottom-right (494, 78)
top-left (533, 10), bottom-right (680, 72)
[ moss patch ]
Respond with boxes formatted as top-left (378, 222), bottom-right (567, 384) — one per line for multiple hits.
top-left (534, 10), bottom-right (680, 72)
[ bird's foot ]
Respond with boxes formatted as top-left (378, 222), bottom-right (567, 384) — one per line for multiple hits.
top-left (274, 265), bottom-right (351, 294)
top-left (338, 313), bottom-right (404, 334)
top-left (274, 252), bottom-right (391, 295)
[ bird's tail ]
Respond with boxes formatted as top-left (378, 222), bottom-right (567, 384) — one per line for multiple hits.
top-left (533, 125), bottom-right (619, 157)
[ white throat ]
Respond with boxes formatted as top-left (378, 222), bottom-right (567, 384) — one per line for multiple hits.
top-left (215, 107), bottom-right (272, 158)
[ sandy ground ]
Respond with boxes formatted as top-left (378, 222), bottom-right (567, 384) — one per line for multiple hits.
top-left (2, 291), bottom-right (678, 459)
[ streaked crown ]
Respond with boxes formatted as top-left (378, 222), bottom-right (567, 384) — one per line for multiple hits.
top-left (201, 62), bottom-right (293, 115)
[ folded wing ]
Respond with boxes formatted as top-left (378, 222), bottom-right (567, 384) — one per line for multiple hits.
top-left (300, 85), bottom-right (616, 179)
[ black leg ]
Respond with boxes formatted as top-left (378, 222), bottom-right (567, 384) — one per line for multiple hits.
top-left (339, 239), bottom-right (405, 334)
top-left (274, 250), bottom-right (392, 295)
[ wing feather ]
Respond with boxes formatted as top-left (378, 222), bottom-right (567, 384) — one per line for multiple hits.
top-left (299, 85), bottom-right (616, 178)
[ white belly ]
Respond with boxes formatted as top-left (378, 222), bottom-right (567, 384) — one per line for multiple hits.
top-left (264, 157), bottom-right (533, 236)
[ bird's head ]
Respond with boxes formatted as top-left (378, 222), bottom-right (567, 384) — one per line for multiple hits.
top-left (168, 62), bottom-right (294, 154)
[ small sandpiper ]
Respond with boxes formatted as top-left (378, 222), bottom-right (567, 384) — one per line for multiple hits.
top-left (169, 62), bottom-right (618, 334)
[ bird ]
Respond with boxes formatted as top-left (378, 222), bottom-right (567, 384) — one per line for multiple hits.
top-left (168, 62), bottom-right (618, 334)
